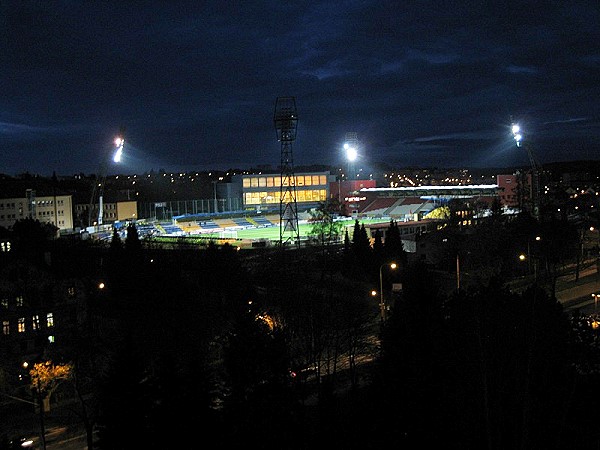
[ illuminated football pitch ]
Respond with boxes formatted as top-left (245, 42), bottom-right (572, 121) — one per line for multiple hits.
top-left (154, 217), bottom-right (388, 246)
top-left (201, 217), bottom-right (386, 241)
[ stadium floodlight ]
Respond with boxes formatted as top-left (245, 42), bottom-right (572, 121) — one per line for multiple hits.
top-left (511, 123), bottom-right (523, 147)
top-left (113, 136), bottom-right (124, 163)
top-left (344, 142), bottom-right (358, 162)
top-left (90, 130), bottom-right (124, 228)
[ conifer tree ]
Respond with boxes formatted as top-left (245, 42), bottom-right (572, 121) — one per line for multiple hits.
top-left (110, 227), bottom-right (122, 251)
top-left (125, 223), bottom-right (141, 252)
top-left (384, 219), bottom-right (406, 266)
top-left (372, 228), bottom-right (384, 267)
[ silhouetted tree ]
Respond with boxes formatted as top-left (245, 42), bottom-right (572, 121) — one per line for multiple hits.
top-left (372, 228), bottom-right (384, 266)
top-left (349, 220), bottom-right (371, 279)
top-left (384, 219), bottom-right (407, 267)
top-left (109, 227), bottom-right (122, 252)
top-left (124, 223), bottom-right (141, 252)
top-left (377, 267), bottom-right (576, 449)
top-left (490, 196), bottom-right (503, 220)
top-left (11, 217), bottom-right (58, 262)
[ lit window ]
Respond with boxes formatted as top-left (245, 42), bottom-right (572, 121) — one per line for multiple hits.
top-left (46, 313), bottom-right (54, 328)
top-left (16, 296), bottom-right (23, 307)
top-left (32, 315), bottom-right (40, 331)
top-left (2, 320), bottom-right (9, 335)
top-left (18, 318), bottom-right (25, 333)
top-left (67, 287), bottom-right (76, 297)
top-left (48, 335), bottom-right (54, 343)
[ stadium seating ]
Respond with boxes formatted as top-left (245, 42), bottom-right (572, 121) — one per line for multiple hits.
top-left (232, 217), bottom-right (254, 227)
top-left (198, 220), bottom-right (220, 230)
top-left (251, 216), bottom-right (275, 227)
top-left (158, 222), bottom-right (184, 235)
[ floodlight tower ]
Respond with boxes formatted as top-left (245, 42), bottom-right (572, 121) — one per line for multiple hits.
top-left (88, 127), bottom-right (125, 228)
top-left (511, 121), bottom-right (541, 218)
top-left (274, 97), bottom-right (300, 248)
top-left (344, 132), bottom-right (358, 180)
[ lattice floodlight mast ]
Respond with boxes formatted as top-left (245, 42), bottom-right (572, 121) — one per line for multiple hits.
top-left (511, 121), bottom-right (541, 219)
top-left (274, 97), bottom-right (300, 248)
top-left (344, 132), bottom-right (358, 180)
top-left (88, 127), bottom-right (125, 228)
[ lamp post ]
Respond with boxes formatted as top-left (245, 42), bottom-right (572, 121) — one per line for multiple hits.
top-left (379, 262), bottom-right (397, 323)
top-left (212, 180), bottom-right (218, 213)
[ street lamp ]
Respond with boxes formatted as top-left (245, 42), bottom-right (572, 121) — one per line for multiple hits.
top-left (379, 262), bottom-right (397, 323)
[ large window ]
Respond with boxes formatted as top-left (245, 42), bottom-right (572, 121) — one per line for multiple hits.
top-left (244, 188), bottom-right (326, 205)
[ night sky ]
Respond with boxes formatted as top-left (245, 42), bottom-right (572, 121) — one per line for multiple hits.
top-left (1, 1), bottom-right (599, 177)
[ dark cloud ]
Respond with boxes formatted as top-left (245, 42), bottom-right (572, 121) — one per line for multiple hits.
top-left (1, 0), bottom-right (599, 175)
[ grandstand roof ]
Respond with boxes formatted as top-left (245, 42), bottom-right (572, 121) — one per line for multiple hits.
top-left (361, 184), bottom-right (498, 198)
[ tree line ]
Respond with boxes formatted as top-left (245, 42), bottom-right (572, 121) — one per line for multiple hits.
top-left (1, 207), bottom-right (600, 449)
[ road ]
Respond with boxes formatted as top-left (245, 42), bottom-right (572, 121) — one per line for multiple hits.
top-left (551, 262), bottom-right (600, 313)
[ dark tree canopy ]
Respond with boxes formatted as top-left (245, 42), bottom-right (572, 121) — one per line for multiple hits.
top-left (125, 223), bottom-right (141, 252)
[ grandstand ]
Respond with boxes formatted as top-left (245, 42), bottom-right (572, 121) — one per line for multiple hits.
top-left (231, 217), bottom-right (254, 227)
top-left (361, 197), bottom-right (397, 216)
top-left (386, 197), bottom-right (434, 219)
top-left (157, 222), bottom-right (184, 235)
top-left (198, 220), bottom-right (221, 231)
top-left (361, 197), bottom-right (435, 221)
top-left (136, 222), bottom-right (160, 237)
top-left (251, 215), bottom-right (276, 227)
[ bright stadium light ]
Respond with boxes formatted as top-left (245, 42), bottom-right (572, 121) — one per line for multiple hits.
top-left (113, 136), bottom-right (124, 163)
top-left (345, 144), bottom-right (358, 162)
top-left (511, 123), bottom-right (522, 147)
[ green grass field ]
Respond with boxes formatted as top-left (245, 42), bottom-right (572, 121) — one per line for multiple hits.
top-left (152, 217), bottom-right (390, 247)
top-left (199, 217), bottom-right (388, 241)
